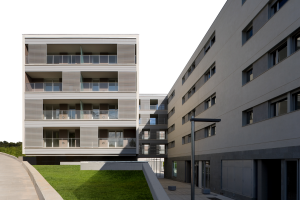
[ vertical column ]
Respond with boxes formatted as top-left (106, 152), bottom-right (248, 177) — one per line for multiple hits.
top-left (281, 160), bottom-right (287, 200)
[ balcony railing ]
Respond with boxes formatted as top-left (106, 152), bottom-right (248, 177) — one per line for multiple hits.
top-left (43, 110), bottom-right (118, 120)
top-left (81, 82), bottom-right (118, 91)
top-left (140, 133), bottom-right (166, 140)
top-left (46, 55), bottom-right (117, 64)
top-left (139, 105), bottom-right (166, 110)
top-left (25, 82), bottom-right (62, 92)
top-left (43, 138), bottom-right (80, 147)
top-left (98, 138), bottom-right (136, 148)
top-left (140, 147), bottom-right (166, 155)
top-left (139, 118), bottom-right (167, 125)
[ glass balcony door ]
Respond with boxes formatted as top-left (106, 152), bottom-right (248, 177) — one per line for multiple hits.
top-left (92, 79), bottom-right (100, 91)
top-left (108, 131), bottom-right (123, 147)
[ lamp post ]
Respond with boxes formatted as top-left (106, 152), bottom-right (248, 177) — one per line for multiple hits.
top-left (190, 117), bottom-right (221, 200)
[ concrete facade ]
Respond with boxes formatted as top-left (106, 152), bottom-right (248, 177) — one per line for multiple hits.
top-left (164, 0), bottom-right (300, 200)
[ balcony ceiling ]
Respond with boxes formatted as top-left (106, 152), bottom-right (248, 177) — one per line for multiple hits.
top-left (81, 72), bottom-right (118, 79)
top-left (26, 72), bottom-right (62, 78)
top-left (43, 99), bottom-right (118, 104)
top-left (47, 44), bottom-right (117, 55)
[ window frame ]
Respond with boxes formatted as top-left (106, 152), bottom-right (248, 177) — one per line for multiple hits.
top-left (270, 42), bottom-right (287, 67)
top-left (246, 109), bottom-right (253, 125)
top-left (270, 97), bottom-right (288, 117)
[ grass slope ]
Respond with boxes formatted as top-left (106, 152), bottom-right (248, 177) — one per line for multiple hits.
top-left (34, 165), bottom-right (153, 200)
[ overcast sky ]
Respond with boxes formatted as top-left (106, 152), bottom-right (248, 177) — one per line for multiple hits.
top-left (0, 0), bottom-right (227, 142)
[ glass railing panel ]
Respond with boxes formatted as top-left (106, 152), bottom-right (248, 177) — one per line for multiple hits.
top-left (83, 55), bottom-right (90, 63)
top-left (109, 82), bottom-right (118, 91)
top-left (150, 118), bottom-right (157, 125)
top-left (43, 139), bottom-right (52, 147)
top-left (100, 110), bottom-right (108, 119)
top-left (83, 110), bottom-right (92, 119)
top-left (53, 83), bottom-right (62, 91)
top-left (108, 110), bottom-right (118, 119)
top-left (47, 55), bottom-right (53, 64)
top-left (150, 105), bottom-right (158, 110)
top-left (92, 82), bottom-right (99, 91)
top-left (90, 55), bottom-right (100, 64)
top-left (34, 83), bottom-right (44, 91)
top-left (99, 138), bottom-right (136, 148)
top-left (53, 55), bottom-right (62, 64)
top-left (72, 55), bottom-right (81, 64)
top-left (81, 82), bottom-right (91, 91)
top-left (93, 110), bottom-right (100, 119)
top-left (109, 55), bottom-right (117, 64)
top-left (44, 83), bottom-right (53, 91)
top-left (100, 82), bottom-right (108, 91)
top-left (69, 138), bottom-right (80, 147)
top-left (100, 55), bottom-right (108, 63)
top-left (62, 55), bottom-right (71, 64)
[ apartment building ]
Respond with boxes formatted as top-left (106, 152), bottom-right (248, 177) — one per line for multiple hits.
top-left (164, 0), bottom-right (300, 200)
top-left (23, 34), bottom-right (140, 164)
top-left (138, 94), bottom-right (168, 177)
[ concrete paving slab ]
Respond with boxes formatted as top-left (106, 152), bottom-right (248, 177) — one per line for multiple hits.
top-left (159, 178), bottom-right (234, 200)
top-left (0, 154), bottom-right (38, 200)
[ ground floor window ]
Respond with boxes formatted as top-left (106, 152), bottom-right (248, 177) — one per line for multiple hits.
top-left (173, 161), bottom-right (177, 177)
top-left (202, 161), bottom-right (210, 188)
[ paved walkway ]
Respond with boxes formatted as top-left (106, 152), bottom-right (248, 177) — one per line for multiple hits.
top-left (159, 178), bottom-right (233, 200)
top-left (0, 154), bottom-right (38, 200)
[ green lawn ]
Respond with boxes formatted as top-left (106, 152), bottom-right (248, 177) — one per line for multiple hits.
top-left (33, 165), bottom-right (153, 200)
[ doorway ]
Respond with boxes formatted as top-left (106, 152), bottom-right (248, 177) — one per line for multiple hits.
top-left (202, 161), bottom-right (210, 189)
top-left (286, 161), bottom-right (297, 200)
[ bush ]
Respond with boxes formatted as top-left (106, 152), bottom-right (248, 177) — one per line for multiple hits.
top-left (0, 145), bottom-right (24, 158)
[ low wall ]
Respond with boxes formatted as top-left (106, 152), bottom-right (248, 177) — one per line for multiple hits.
top-left (80, 161), bottom-right (170, 200)
top-left (81, 161), bottom-right (145, 170)
top-left (60, 162), bottom-right (81, 165)
top-left (22, 162), bottom-right (63, 200)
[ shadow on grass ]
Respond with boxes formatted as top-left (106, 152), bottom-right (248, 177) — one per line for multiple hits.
top-left (72, 170), bottom-right (153, 200)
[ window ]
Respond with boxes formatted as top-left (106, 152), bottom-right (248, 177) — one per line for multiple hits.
top-left (168, 90), bottom-right (175, 104)
top-left (143, 130), bottom-right (150, 139)
top-left (182, 116), bottom-right (185, 125)
top-left (205, 124), bottom-right (216, 138)
top-left (211, 96), bottom-right (216, 106)
top-left (270, 0), bottom-right (289, 18)
top-left (182, 63), bottom-right (196, 85)
top-left (204, 33), bottom-right (215, 55)
top-left (182, 96), bottom-right (185, 104)
top-left (271, 98), bottom-right (288, 117)
top-left (192, 87), bottom-right (195, 95)
top-left (188, 90), bottom-right (192, 98)
top-left (205, 98), bottom-right (211, 109)
top-left (182, 137), bottom-right (185, 145)
top-left (188, 135), bottom-right (191, 143)
top-left (270, 43), bottom-right (287, 67)
top-left (293, 92), bottom-right (300, 111)
top-left (205, 65), bottom-right (216, 82)
top-left (246, 26), bottom-right (253, 41)
top-left (143, 144), bottom-right (149, 155)
top-left (173, 161), bottom-right (177, 177)
top-left (295, 34), bottom-right (300, 52)
top-left (246, 67), bottom-right (253, 82)
top-left (246, 110), bottom-right (253, 125)
top-left (157, 131), bottom-right (166, 139)
top-left (242, 0), bottom-right (247, 5)
top-left (187, 68), bottom-right (192, 77)
top-left (182, 76), bottom-right (185, 84)
top-left (168, 124), bottom-right (175, 134)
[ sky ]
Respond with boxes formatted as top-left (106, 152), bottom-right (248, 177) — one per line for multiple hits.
top-left (0, 0), bottom-right (227, 142)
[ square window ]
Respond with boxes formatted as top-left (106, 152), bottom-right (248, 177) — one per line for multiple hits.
top-left (278, 44), bottom-right (287, 63)
top-left (271, 98), bottom-right (287, 117)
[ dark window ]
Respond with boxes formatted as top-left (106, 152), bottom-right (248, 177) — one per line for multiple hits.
top-left (271, 51), bottom-right (277, 66)
top-left (246, 27), bottom-right (253, 41)
top-left (295, 34), bottom-right (300, 52)
top-left (205, 99), bottom-right (211, 109)
top-left (293, 92), bottom-right (300, 111)
top-left (271, 98), bottom-right (288, 117)
top-left (279, 0), bottom-right (288, 9)
top-left (182, 77), bottom-right (185, 84)
top-left (242, 0), bottom-right (247, 5)
top-left (211, 36), bottom-right (215, 46)
top-left (205, 45), bottom-right (210, 53)
top-left (188, 135), bottom-right (191, 143)
top-left (211, 67), bottom-right (216, 76)
top-left (182, 137), bottom-right (185, 145)
top-left (211, 96), bottom-right (216, 106)
top-left (246, 68), bottom-right (253, 82)
top-left (182, 96), bottom-right (185, 104)
top-left (182, 117), bottom-right (185, 124)
top-left (192, 87), bottom-right (195, 95)
top-left (188, 90), bottom-right (192, 98)
top-left (278, 43), bottom-right (287, 62)
top-left (246, 110), bottom-right (253, 124)
top-left (211, 126), bottom-right (216, 136)
top-left (271, 3), bottom-right (278, 16)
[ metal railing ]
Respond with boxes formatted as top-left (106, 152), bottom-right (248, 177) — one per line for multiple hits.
top-left (139, 105), bottom-right (166, 110)
top-left (81, 82), bottom-right (118, 91)
top-left (139, 118), bottom-right (167, 125)
top-left (25, 82), bottom-right (62, 92)
top-left (140, 133), bottom-right (166, 140)
top-left (46, 55), bottom-right (117, 64)
top-left (43, 138), bottom-right (80, 147)
top-left (98, 138), bottom-right (136, 148)
top-left (140, 147), bottom-right (166, 155)
top-left (43, 110), bottom-right (118, 120)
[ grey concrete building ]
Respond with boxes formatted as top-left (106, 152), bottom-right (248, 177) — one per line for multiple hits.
top-left (164, 0), bottom-right (300, 200)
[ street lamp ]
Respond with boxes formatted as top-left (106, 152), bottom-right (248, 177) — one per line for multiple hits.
top-left (190, 117), bottom-right (221, 200)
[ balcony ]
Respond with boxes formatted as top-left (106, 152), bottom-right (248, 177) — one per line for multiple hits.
top-left (139, 105), bottom-right (166, 110)
top-left (26, 82), bottom-right (62, 92)
top-left (43, 138), bottom-right (80, 147)
top-left (81, 82), bottom-right (118, 92)
top-left (43, 110), bottom-right (118, 120)
top-left (99, 138), bottom-right (136, 148)
top-left (140, 146), bottom-right (166, 155)
top-left (140, 131), bottom-right (166, 140)
top-left (46, 55), bottom-right (118, 64)
top-left (139, 118), bottom-right (167, 125)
